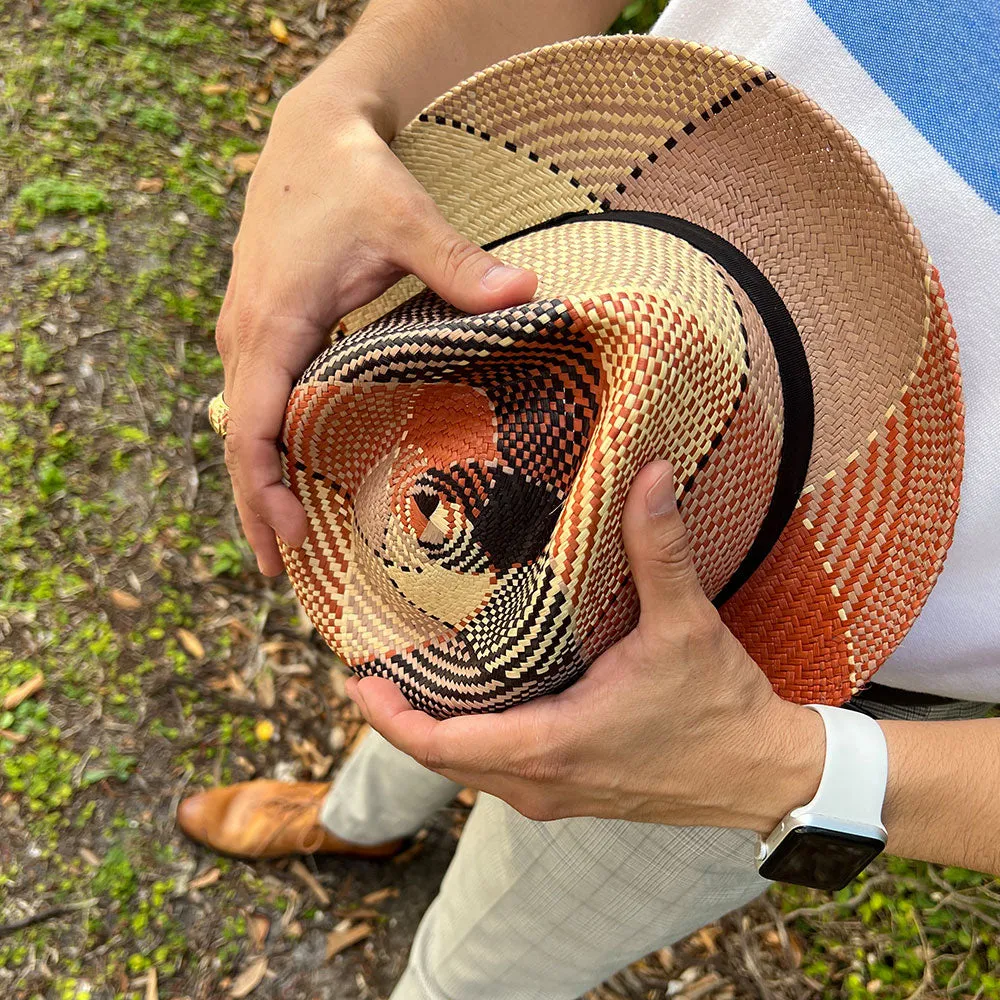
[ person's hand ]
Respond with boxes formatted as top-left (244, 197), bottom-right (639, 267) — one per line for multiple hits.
top-left (215, 76), bottom-right (538, 575)
top-left (348, 461), bottom-right (826, 833)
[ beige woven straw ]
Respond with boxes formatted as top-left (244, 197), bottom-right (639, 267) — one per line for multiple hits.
top-left (211, 36), bottom-right (963, 718)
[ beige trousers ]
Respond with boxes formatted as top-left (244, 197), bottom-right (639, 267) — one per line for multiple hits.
top-left (319, 691), bottom-right (991, 1000)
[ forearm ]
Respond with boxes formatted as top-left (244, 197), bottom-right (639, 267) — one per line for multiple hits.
top-left (878, 718), bottom-right (1000, 873)
top-left (304, 0), bottom-right (626, 138)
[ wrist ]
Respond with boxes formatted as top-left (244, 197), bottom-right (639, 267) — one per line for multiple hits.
top-left (289, 56), bottom-right (400, 143)
top-left (305, 60), bottom-right (401, 142)
top-left (727, 698), bottom-right (826, 835)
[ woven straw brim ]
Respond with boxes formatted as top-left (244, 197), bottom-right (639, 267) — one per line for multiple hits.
top-left (276, 36), bottom-right (962, 715)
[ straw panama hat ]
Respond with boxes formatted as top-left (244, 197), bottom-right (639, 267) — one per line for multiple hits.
top-left (210, 35), bottom-right (964, 719)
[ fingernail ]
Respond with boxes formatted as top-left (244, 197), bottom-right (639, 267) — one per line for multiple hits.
top-left (645, 465), bottom-right (676, 517)
top-left (481, 263), bottom-right (526, 291)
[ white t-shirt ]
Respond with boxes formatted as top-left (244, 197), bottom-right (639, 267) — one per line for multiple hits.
top-left (651, 0), bottom-right (1000, 701)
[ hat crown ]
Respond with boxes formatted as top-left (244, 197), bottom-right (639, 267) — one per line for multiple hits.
top-left (285, 218), bottom-right (785, 682)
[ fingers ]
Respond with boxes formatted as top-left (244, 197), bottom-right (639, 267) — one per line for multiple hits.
top-left (621, 461), bottom-right (713, 626)
top-left (224, 362), bottom-right (309, 575)
top-left (350, 676), bottom-right (540, 777)
top-left (349, 677), bottom-right (443, 765)
top-left (401, 201), bottom-right (538, 314)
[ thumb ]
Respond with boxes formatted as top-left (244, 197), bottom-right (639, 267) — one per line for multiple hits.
top-left (402, 202), bottom-right (538, 313)
top-left (622, 461), bottom-right (709, 625)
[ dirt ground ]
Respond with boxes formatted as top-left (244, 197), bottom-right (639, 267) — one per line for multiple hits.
top-left (2, 2), bottom-right (1000, 999)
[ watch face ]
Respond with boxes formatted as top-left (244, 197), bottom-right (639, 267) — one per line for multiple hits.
top-left (758, 825), bottom-right (885, 891)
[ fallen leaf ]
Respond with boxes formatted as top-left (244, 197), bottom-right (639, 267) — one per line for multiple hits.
top-left (224, 616), bottom-right (254, 639)
top-left (200, 82), bottom-right (230, 95)
top-left (189, 867), bottom-right (221, 890)
top-left (254, 719), bottom-right (275, 743)
top-left (361, 887), bottom-right (399, 906)
top-left (110, 588), bottom-right (142, 609)
top-left (762, 927), bottom-right (805, 967)
top-left (79, 847), bottom-right (101, 867)
top-left (268, 17), bottom-right (289, 43)
top-left (229, 955), bottom-right (268, 998)
top-left (145, 966), bottom-right (158, 1000)
top-left (289, 859), bottom-right (330, 906)
top-left (135, 177), bottom-right (164, 194)
top-left (224, 671), bottom-right (253, 699)
top-left (310, 754), bottom-right (333, 780)
top-left (176, 628), bottom-right (205, 659)
top-left (325, 922), bottom-right (371, 960)
top-left (248, 912), bottom-right (271, 951)
top-left (692, 925), bottom-right (722, 956)
top-left (260, 639), bottom-right (298, 655)
top-left (232, 152), bottom-right (260, 175)
top-left (787, 930), bottom-right (805, 967)
top-left (3, 672), bottom-right (44, 711)
top-left (255, 669), bottom-right (275, 710)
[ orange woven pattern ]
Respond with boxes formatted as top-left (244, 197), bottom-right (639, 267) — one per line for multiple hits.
top-left (269, 37), bottom-right (962, 716)
top-left (283, 223), bottom-right (767, 715)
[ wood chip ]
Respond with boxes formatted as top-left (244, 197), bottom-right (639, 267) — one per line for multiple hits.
top-left (135, 177), bottom-right (164, 194)
top-left (456, 788), bottom-right (477, 808)
top-left (288, 860), bottom-right (330, 907)
top-left (145, 966), bottom-right (158, 1000)
top-left (110, 587), bottom-right (142, 610)
top-left (681, 971), bottom-right (721, 996)
top-left (176, 628), bottom-right (205, 659)
top-left (334, 906), bottom-right (381, 920)
top-left (229, 955), bottom-right (268, 998)
top-left (268, 17), bottom-right (289, 43)
top-left (232, 152), bottom-right (260, 175)
top-left (200, 82), bottom-right (231, 95)
top-left (3, 673), bottom-right (44, 711)
top-left (0, 728), bottom-right (27, 744)
top-left (245, 111), bottom-right (263, 130)
top-left (392, 840), bottom-right (425, 866)
top-left (325, 922), bottom-right (371, 960)
top-left (361, 887), bottom-right (399, 906)
top-left (189, 867), bottom-right (221, 890)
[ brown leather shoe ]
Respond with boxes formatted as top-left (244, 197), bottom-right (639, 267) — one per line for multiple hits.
top-left (176, 780), bottom-right (405, 860)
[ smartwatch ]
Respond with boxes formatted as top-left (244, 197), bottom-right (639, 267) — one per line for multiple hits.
top-left (756, 704), bottom-right (889, 891)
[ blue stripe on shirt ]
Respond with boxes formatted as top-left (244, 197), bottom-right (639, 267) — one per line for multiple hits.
top-left (807, 0), bottom-right (1000, 213)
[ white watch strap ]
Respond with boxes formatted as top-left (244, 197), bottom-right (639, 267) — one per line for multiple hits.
top-left (794, 704), bottom-right (889, 833)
